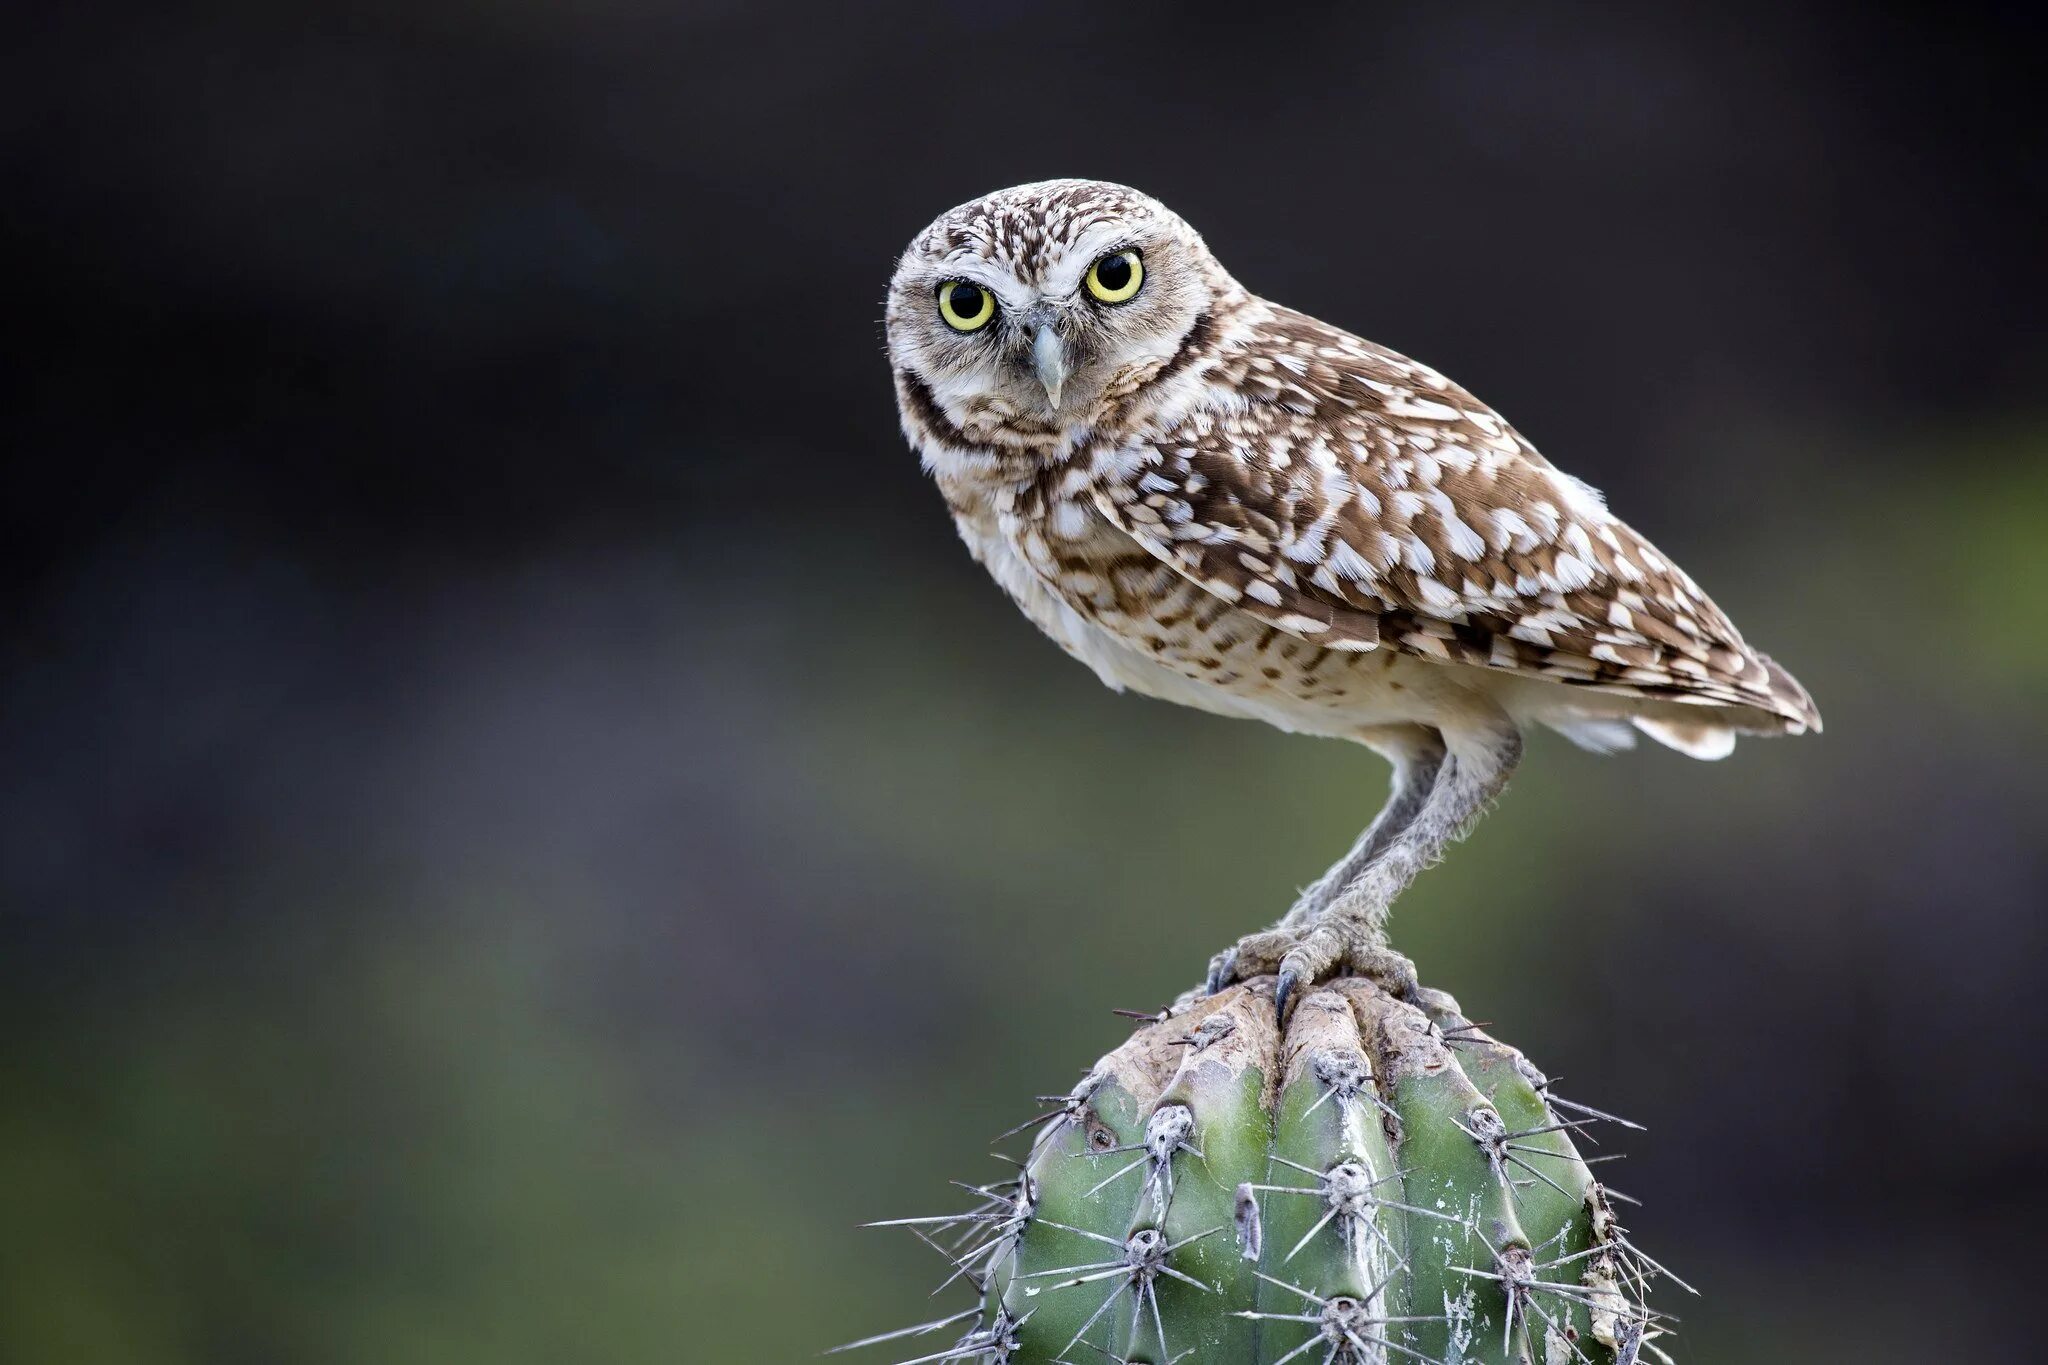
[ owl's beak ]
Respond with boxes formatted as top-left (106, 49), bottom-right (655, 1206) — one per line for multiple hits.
top-left (1031, 324), bottom-right (1071, 408)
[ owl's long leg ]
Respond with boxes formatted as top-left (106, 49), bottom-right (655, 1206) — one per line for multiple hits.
top-left (1281, 725), bottom-right (1448, 928)
top-left (1206, 714), bottom-right (1524, 1015)
top-left (1202, 726), bottom-right (1443, 995)
top-left (1202, 725), bottom-right (1445, 995)
top-left (1278, 719), bottom-right (1523, 1013)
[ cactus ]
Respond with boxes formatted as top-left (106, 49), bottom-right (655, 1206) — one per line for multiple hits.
top-left (844, 976), bottom-right (1683, 1364)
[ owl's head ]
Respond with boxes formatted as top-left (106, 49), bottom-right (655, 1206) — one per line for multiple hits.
top-left (886, 180), bottom-right (1229, 442)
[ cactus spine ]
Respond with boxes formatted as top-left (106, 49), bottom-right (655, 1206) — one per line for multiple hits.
top-left (847, 976), bottom-right (1680, 1364)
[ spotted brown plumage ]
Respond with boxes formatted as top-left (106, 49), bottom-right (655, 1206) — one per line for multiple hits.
top-left (1087, 304), bottom-right (1819, 732)
top-left (886, 180), bottom-right (1820, 1010)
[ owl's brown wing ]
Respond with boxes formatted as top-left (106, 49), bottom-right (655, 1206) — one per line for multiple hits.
top-left (1089, 306), bottom-right (1818, 731)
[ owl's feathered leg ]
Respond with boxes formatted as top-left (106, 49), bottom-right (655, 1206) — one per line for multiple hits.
top-left (1283, 725), bottom-right (1448, 928)
top-left (1206, 715), bottom-right (1523, 1017)
top-left (1202, 725), bottom-right (1445, 994)
top-left (1201, 726), bottom-right (1443, 995)
top-left (1278, 719), bottom-right (1523, 1014)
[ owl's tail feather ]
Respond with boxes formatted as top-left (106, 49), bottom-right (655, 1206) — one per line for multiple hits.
top-left (1545, 716), bottom-right (1640, 754)
top-left (1631, 716), bottom-right (1739, 760)
top-left (1757, 652), bottom-right (1824, 734)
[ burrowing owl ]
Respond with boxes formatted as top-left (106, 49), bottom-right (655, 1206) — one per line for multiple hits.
top-left (885, 180), bottom-right (1818, 1013)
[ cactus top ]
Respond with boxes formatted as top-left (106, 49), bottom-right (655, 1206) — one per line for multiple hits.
top-left (849, 976), bottom-right (1678, 1364)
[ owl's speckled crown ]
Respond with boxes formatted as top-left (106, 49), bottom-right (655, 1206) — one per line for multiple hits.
top-left (911, 180), bottom-right (1172, 270)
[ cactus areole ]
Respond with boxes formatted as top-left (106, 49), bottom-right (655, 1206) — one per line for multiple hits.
top-left (845, 978), bottom-right (1681, 1364)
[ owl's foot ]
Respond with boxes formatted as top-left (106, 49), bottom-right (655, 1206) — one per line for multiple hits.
top-left (1204, 919), bottom-right (1419, 1018)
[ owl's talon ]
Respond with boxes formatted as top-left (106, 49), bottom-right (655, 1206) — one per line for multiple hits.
top-left (1204, 948), bottom-right (1237, 996)
top-left (1276, 931), bottom-right (1341, 1006)
top-left (1201, 928), bottom-right (1299, 994)
top-left (1273, 968), bottom-right (1300, 1022)
top-left (1363, 946), bottom-right (1422, 1003)
top-left (1206, 914), bottom-right (1421, 1009)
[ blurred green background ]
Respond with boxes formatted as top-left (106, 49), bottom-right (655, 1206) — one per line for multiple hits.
top-left (3, 4), bottom-right (2044, 1362)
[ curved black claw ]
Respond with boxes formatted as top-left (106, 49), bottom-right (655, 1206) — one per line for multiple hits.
top-left (1204, 947), bottom-right (1237, 996)
top-left (1366, 948), bottom-right (1422, 1004)
top-left (1273, 967), bottom-right (1300, 1022)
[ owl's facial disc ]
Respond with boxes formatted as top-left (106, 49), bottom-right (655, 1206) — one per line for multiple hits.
top-left (889, 181), bottom-right (1220, 435)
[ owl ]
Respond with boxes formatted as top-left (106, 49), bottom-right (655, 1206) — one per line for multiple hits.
top-left (885, 180), bottom-right (1818, 1014)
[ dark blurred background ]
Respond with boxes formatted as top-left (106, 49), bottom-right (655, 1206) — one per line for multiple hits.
top-left (3, 3), bottom-right (2044, 1360)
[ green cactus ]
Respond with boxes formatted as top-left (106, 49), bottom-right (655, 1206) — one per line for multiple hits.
top-left (845, 976), bottom-right (1681, 1364)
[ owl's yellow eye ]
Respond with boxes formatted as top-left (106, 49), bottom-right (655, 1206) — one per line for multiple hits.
top-left (1085, 249), bottom-right (1144, 304)
top-left (936, 280), bottom-right (995, 333)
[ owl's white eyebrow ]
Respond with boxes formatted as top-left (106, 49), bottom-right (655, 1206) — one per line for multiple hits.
top-left (936, 253), bottom-right (1034, 309)
top-left (1042, 223), bottom-right (1139, 296)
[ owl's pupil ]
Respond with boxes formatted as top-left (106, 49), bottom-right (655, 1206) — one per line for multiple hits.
top-left (952, 284), bottom-right (983, 313)
top-left (1097, 254), bottom-right (1132, 291)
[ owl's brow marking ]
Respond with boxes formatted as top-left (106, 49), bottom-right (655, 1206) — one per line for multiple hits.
top-left (1043, 226), bottom-right (1143, 295)
top-left (936, 252), bottom-right (1034, 307)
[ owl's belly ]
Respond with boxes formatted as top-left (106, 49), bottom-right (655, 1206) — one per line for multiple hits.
top-left (965, 511), bottom-right (1461, 740)
top-left (1068, 572), bottom-right (1463, 739)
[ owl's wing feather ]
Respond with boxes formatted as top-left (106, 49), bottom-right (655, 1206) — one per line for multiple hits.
top-left (1090, 305), bottom-right (1819, 731)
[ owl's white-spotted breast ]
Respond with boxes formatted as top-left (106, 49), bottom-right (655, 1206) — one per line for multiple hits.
top-left (885, 180), bottom-right (1818, 1012)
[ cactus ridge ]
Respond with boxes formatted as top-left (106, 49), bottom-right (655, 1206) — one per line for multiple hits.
top-left (843, 977), bottom-right (1682, 1364)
